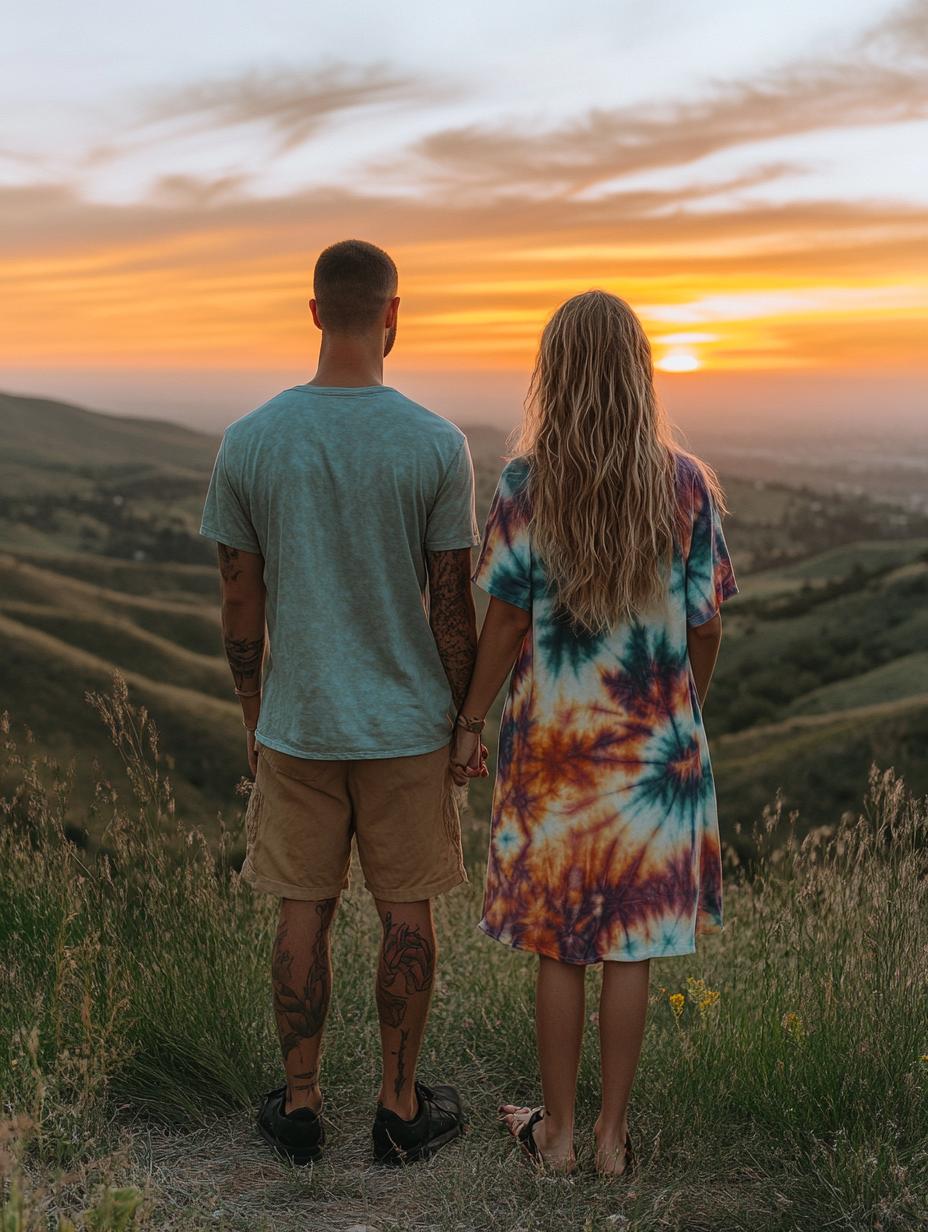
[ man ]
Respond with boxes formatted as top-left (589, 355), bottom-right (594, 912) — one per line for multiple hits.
top-left (200, 239), bottom-right (479, 1166)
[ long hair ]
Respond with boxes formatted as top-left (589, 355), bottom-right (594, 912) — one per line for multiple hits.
top-left (510, 290), bottom-right (725, 632)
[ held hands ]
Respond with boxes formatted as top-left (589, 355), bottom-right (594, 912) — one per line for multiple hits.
top-left (450, 726), bottom-right (489, 786)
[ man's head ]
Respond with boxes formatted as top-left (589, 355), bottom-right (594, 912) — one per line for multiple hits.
top-left (311, 240), bottom-right (399, 356)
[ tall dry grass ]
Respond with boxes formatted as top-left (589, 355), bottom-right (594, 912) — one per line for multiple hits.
top-left (2, 678), bottom-right (928, 1229)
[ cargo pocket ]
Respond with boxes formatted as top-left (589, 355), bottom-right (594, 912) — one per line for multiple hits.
top-left (244, 784), bottom-right (265, 852)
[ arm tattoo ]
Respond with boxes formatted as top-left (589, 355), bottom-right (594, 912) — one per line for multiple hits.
top-left (223, 633), bottom-right (265, 691)
top-left (426, 548), bottom-right (478, 712)
top-left (272, 900), bottom-right (337, 1059)
top-left (375, 912), bottom-right (435, 1030)
top-left (218, 543), bottom-right (242, 583)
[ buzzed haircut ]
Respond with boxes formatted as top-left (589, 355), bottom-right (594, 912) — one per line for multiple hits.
top-left (313, 239), bottom-right (398, 334)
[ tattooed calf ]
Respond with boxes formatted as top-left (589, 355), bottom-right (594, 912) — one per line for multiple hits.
top-left (393, 1028), bottom-right (410, 1097)
top-left (272, 900), bottom-right (337, 1060)
top-left (375, 912), bottom-right (435, 1030)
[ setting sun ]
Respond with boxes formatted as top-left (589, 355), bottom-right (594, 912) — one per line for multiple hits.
top-left (656, 352), bottom-right (701, 372)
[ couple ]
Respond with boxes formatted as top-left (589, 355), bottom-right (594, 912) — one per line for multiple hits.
top-left (200, 239), bottom-right (737, 1174)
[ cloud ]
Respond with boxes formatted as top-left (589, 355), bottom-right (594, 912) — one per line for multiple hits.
top-left (142, 61), bottom-right (440, 152)
top-left (405, 0), bottom-right (928, 198)
top-left (2, 5), bottom-right (927, 374)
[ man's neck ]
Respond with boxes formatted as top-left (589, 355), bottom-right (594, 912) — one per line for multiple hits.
top-left (309, 333), bottom-right (384, 389)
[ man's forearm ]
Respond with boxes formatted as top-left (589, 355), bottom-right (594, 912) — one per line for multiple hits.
top-left (426, 549), bottom-right (478, 712)
top-left (218, 544), bottom-right (268, 733)
top-left (222, 610), bottom-right (266, 691)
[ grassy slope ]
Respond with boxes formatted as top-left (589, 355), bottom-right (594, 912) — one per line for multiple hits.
top-left (0, 553), bottom-right (243, 833)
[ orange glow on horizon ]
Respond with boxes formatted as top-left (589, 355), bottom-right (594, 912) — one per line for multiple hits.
top-left (2, 201), bottom-right (927, 376)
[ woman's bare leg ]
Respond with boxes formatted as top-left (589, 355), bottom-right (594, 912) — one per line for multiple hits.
top-left (501, 955), bottom-right (585, 1167)
top-left (595, 958), bottom-right (650, 1174)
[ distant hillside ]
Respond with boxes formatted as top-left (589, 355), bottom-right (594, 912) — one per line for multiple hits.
top-left (0, 391), bottom-right (221, 562)
top-left (3, 389), bottom-right (928, 850)
top-left (0, 391), bottom-right (220, 472)
top-left (712, 693), bottom-right (928, 850)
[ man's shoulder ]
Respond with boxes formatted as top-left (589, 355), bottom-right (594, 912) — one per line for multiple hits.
top-left (222, 387), bottom-right (307, 442)
top-left (382, 388), bottom-right (467, 452)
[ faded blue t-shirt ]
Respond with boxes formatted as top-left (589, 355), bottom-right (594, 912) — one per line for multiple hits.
top-left (200, 384), bottom-right (478, 759)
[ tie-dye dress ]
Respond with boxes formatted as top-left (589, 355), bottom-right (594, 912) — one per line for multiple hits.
top-left (473, 454), bottom-right (738, 964)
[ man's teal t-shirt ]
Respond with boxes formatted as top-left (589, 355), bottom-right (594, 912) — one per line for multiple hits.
top-left (200, 384), bottom-right (478, 760)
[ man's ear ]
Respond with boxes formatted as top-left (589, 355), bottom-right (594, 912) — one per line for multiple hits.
top-left (385, 296), bottom-right (400, 329)
top-left (309, 298), bottom-right (323, 330)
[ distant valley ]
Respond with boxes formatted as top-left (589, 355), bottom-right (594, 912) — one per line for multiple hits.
top-left (1, 390), bottom-right (927, 853)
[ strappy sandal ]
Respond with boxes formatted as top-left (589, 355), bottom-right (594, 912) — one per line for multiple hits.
top-left (597, 1131), bottom-right (636, 1178)
top-left (515, 1106), bottom-right (546, 1164)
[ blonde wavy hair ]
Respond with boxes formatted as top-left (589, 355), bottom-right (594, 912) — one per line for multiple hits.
top-left (511, 290), bottom-right (724, 632)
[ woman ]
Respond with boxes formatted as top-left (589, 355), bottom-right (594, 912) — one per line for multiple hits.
top-left (450, 291), bottom-right (737, 1174)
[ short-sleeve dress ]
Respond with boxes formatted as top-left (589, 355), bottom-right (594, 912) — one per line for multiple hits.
top-left (472, 454), bottom-right (738, 964)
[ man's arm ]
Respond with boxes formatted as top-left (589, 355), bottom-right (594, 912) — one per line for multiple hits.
top-left (425, 548), bottom-right (478, 714)
top-left (218, 543), bottom-right (267, 774)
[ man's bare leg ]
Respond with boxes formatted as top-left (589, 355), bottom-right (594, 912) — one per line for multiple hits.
top-left (373, 898), bottom-right (436, 1121)
top-left (272, 896), bottom-right (338, 1114)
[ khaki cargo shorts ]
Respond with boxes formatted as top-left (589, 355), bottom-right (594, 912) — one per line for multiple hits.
top-left (241, 742), bottom-right (466, 902)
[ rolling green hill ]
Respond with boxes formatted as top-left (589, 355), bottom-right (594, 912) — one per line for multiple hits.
top-left (0, 391), bottom-right (220, 562)
top-left (0, 551), bottom-right (242, 835)
top-left (2, 391), bottom-right (927, 850)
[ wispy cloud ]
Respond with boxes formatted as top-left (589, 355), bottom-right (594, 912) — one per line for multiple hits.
top-left (405, 0), bottom-right (928, 198)
top-left (143, 61), bottom-right (441, 151)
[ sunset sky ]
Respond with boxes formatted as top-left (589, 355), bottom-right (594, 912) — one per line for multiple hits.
top-left (2, 0), bottom-right (926, 429)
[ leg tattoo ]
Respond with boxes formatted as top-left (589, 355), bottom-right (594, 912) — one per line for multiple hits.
top-left (393, 1029), bottom-right (410, 1098)
top-left (272, 899), bottom-right (337, 1062)
top-left (375, 911), bottom-right (435, 1030)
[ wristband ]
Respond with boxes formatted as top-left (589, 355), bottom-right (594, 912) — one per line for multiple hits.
top-left (235, 686), bottom-right (261, 698)
top-left (456, 713), bottom-right (486, 734)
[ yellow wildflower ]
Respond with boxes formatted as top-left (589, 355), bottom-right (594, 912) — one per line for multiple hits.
top-left (781, 1012), bottom-right (804, 1041)
top-left (698, 990), bottom-right (720, 1020)
top-left (669, 993), bottom-right (685, 1018)
top-left (686, 977), bottom-right (706, 1004)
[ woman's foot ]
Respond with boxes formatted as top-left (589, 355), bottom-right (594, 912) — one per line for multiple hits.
top-left (594, 1120), bottom-right (634, 1177)
top-left (499, 1105), bottom-right (576, 1172)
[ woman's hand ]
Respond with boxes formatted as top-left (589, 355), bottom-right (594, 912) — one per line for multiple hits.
top-left (450, 727), bottom-right (488, 786)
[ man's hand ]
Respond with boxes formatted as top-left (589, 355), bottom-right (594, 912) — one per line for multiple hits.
top-left (449, 727), bottom-right (488, 786)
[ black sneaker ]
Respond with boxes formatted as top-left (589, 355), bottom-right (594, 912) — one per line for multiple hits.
top-left (372, 1081), bottom-right (464, 1165)
top-left (256, 1085), bottom-right (325, 1165)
